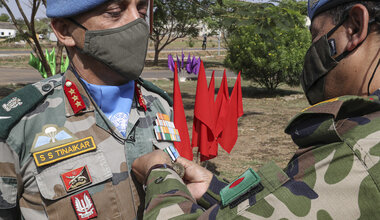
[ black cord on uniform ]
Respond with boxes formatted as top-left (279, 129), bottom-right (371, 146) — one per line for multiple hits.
top-left (367, 58), bottom-right (380, 96)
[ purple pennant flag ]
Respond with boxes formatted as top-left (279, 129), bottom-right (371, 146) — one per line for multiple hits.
top-left (192, 56), bottom-right (198, 74)
top-left (176, 55), bottom-right (181, 73)
top-left (181, 50), bottom-right (185, 69)
top-left (186, 53), bottom-right (192, 73)
top-left (191, 56), bottom-right (197, 74)
top-left (168, 54), bottom-right (175, 72)
top-left (194, 57), bottom-right (201, 75)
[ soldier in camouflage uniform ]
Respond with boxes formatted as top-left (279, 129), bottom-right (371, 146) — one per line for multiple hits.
top-left (132, 0), bottom-right (380, 219)
top-left (0, 0), bottom-right (174, 219)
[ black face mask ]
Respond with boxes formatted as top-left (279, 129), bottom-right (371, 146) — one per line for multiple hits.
top-left (301, 16), bottom-right (377, 105)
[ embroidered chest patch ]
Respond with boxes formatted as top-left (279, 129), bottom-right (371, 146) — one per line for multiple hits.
top-left (31, 124), bottom-right (77, 153)
top-left (33, 136), bottom-right (96, 167)
top-left (71, 190), bottom-right (98, 220)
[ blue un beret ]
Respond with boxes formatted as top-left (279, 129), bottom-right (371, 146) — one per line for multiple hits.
top-left (308, 0), bottom-right (377, 21)
top-left (46, 0), bottom-right (109, 18)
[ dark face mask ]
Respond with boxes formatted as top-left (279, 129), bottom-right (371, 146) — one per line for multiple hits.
top-left (301, 16), bottom-right (378, 105)
top-left (301, 17), bottom-right (350, 105)
top-left (70, 18), bottom-right (149, 81)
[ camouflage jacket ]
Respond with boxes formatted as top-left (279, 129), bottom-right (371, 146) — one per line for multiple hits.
top-left (143, 93), bottom-right (380, 219)
top-left (0, 69), bottom-right (173, 219)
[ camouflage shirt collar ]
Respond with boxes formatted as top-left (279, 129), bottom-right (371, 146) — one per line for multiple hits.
top-left (285, 95), bottom-right (380, 148)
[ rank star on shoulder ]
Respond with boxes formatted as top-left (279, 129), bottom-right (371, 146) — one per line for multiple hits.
top-left (68, 89), bottom-right (76, 95)
top-left (75, 101), bottom-right (82, 107)
top-left (72, 95), bottom-right (79, 101)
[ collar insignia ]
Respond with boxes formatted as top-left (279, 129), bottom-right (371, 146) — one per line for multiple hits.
top-left (64, 80), bottom-right (86, 114)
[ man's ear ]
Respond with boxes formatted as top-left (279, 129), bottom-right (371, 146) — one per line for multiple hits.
top-left (50, 18), bottom-right (76, 47)
top-left (345, 4), bottom-right (370, 51)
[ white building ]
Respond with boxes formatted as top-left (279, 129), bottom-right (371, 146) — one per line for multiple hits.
top-left (48, 32), bottom-right (58, 42)
top-left (0, 22), bottom-right (16, 38)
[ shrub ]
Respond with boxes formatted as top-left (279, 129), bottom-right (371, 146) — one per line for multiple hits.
top-left (224, 1), bottom-right (310, 91)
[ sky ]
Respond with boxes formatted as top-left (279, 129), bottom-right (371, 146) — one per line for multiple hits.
top-left (0, 0), bottom-right (47, 19)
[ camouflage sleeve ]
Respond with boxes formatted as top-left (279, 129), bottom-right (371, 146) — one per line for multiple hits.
top-left (197, 175), bottom-right (228, 209)
top-left (144, 168), bottom-right (206, 219)
top-left (0, 140), bottom-right (21, 219)
top-left (144, 162), bottom-right (292, 219)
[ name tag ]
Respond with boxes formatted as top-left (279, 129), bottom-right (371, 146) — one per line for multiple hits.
top-left (33, 137), bottom-right (96, 167)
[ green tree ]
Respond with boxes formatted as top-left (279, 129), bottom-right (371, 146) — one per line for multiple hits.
top-left (0, 0), bottom-right (65, 78)
top-left (224, 0), bottom-right (310, 91)
top-left (0, 13), bottom-right (9, 22)
top-left (151, 0), bottom-right (213, 65)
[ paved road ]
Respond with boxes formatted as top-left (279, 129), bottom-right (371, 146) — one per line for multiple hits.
top-left (0, 67), bottom-right (237, 85)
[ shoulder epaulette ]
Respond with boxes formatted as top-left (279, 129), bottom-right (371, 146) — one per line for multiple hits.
top-left (285, 96), bottom-right (380, 134)
top-left (138, 78), bottom-right (173, 107)
top-left (0, 78), bottom-right (59, 139)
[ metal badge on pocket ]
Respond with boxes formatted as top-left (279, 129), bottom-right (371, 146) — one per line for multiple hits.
top-left (61, 165), bottom-right (92, 192)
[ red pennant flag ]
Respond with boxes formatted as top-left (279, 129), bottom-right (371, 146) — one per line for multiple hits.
top-left (173, 63), bottom-right (193, 160)
top-left (209, 70), bottom-right (215, 102)
top-left (191, 61), bottom-right (216, 161)
top-left (193, 61), bottom-right (213, 127)
top-left (218, 72), bottom-right (243, 153)
top-left (196, 121), bottom-right (216, 161)
top-left (207, 70), bottom-right (218, 160)
top-left (236, 72), bottom-right (244, 117)
top-left (207, 70), bottom-right (230, 156)
top-left (214, 70), bottom-right (229, 138)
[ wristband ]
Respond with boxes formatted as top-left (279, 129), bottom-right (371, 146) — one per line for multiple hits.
top-left (144, 163), bottom-right (174, 187)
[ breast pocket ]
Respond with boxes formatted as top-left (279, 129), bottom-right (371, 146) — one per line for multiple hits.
top-left (33, 151), bottom-right (117, 220)
top-left (35, 151), bottom-right (112, 200)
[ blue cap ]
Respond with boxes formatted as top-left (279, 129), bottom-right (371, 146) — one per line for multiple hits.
top-left (308, 0), bottom-right (374, 21)
top-left (47, 0), bottom-right (108, 18)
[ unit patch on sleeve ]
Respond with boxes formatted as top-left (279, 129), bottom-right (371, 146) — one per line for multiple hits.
top-left (220, 168), bottom-right (262, 208)
top-left (71, 190), bottom-right (98, 220)
top-left (33, 136), bottom-right (96, 167)
top-left (61, 166), bottom-right (93, 192)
